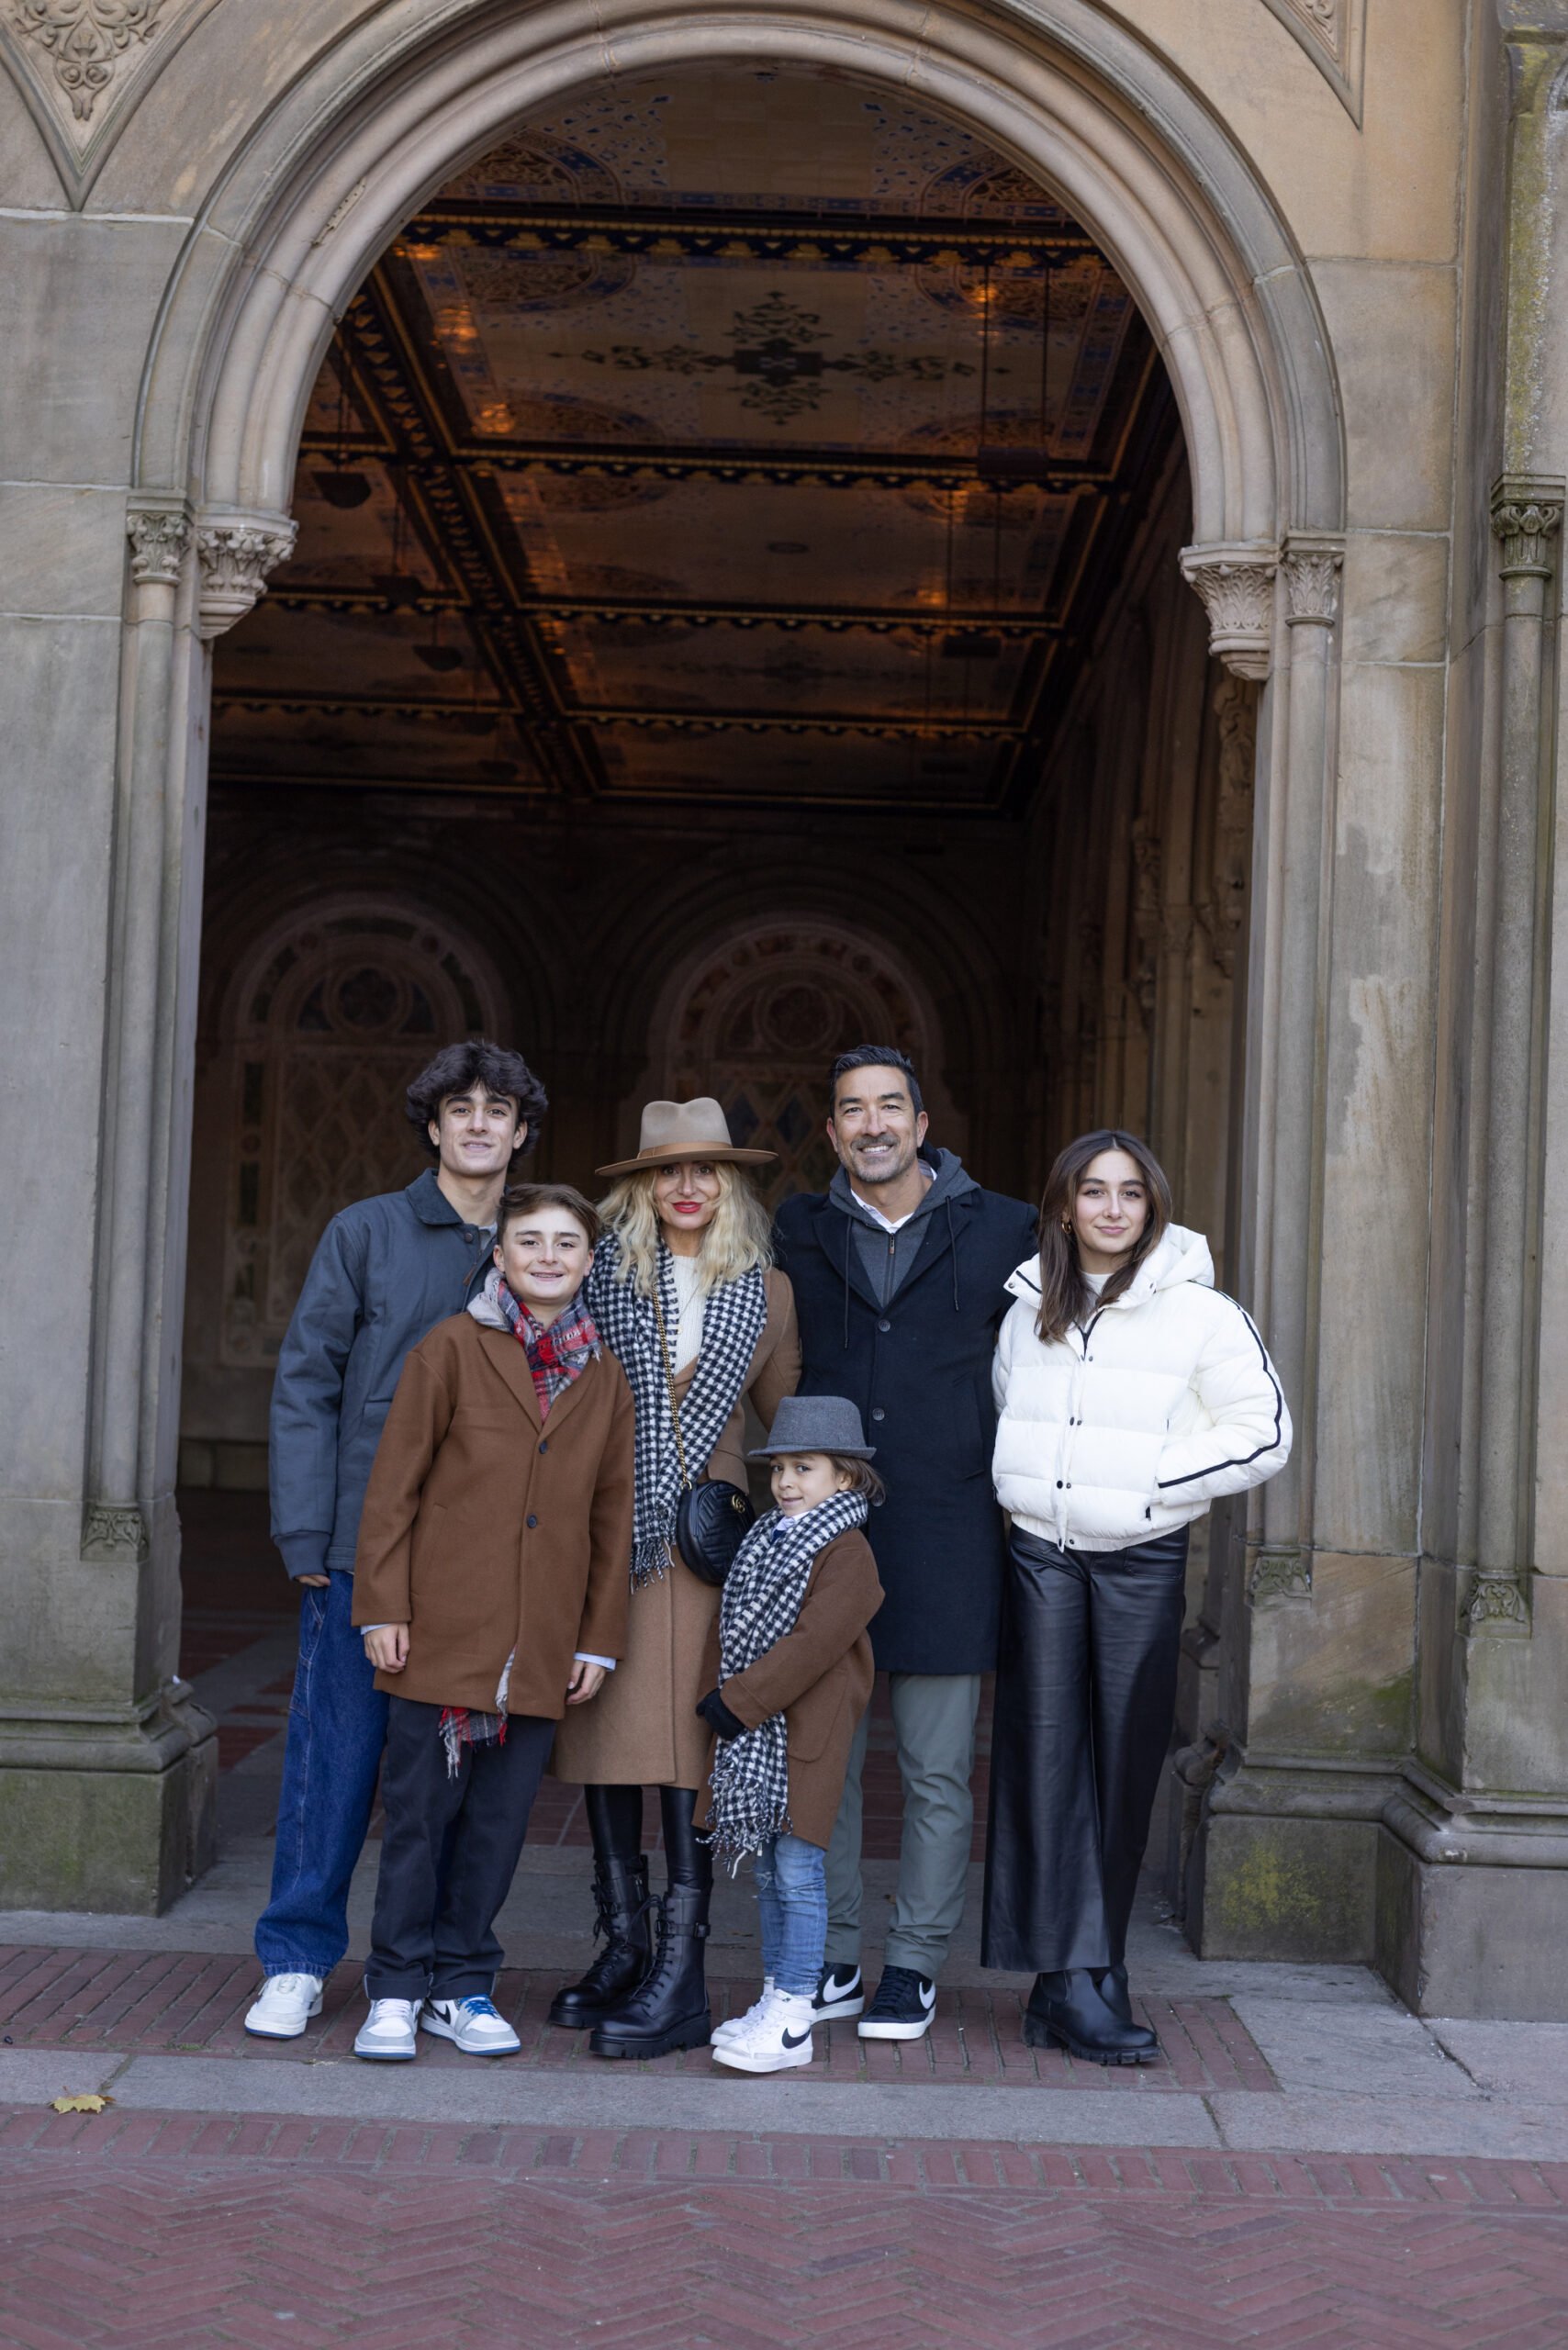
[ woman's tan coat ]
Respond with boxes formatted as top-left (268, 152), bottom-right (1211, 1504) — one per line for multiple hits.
top-left (352, 1314), bottom-right (634, 1715)
top-left (695, 1528), bottom-right (883, 1851)
top-left (551, 1266), bottom-right (800, 1789)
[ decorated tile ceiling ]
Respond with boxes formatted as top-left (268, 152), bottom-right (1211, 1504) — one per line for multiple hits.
top-left (211, 68), bottom-right (1170, 811)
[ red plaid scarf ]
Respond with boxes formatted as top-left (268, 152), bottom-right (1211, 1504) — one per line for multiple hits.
top-left (494, 1278), bottom-right (600, 1416)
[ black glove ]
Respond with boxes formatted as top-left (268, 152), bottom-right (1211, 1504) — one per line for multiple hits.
top-left (696, 1687), bottom-right (746, 1740)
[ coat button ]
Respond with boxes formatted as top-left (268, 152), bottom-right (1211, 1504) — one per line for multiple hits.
top-left (1056, 1480), bottom-right (1063, 1489)
top-left (526, 1514), bottom-right (539, 1529)
top-left (871, 1407), bottom-right (886, 1422)
top-left (878, 1319), bottom-right (891, 1334)
top-left (538, 1440), bottom-right (548, 1455)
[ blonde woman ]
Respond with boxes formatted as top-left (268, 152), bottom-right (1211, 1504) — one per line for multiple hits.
top-left (550, 1099), bottom-right (801, 2059)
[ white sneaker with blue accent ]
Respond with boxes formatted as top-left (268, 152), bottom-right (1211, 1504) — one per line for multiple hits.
top-left (353, 1998), bottom-right (420, 2061)
top-left (244, 1972), bottom-right (323, 2041)
top-left (420, 1995), bottom-right (521, 2056)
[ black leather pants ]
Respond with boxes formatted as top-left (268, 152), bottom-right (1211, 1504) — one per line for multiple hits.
top-left (981, 1525), bottom-right (1188, 1974)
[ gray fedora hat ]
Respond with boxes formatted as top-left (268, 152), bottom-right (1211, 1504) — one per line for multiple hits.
top-left (746, 1394), bottom-right (876, 1461)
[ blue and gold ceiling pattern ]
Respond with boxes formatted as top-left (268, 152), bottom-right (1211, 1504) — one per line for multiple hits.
top-left (212, 69), bottom-right (1173, 811)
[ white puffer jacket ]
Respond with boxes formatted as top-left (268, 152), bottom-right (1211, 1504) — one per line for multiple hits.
top-left (991, 1224), bottom-right (1292, 1552)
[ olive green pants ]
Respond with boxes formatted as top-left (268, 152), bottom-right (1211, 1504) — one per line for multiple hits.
top-left (823, 1672), bottom-right (983, 1980)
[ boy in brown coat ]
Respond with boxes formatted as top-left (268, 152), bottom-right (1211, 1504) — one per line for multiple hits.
top-left (694, 1395), bottom-right (883, 2075)
top-left (351, 1183), bottom-right (633, 2061)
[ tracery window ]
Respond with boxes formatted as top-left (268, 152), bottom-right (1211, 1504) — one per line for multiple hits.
top-left (660, 923), bottom-right (935, 1204)
top-left (218, 911), bottom-right (496, 1370)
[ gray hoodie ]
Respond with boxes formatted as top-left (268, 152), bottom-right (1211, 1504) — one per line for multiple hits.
top-left (829, 1147), bottom-right (979, 1308)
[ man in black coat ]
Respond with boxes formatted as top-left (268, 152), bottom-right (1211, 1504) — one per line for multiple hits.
top-left (772, 1046), bottom-right (1036, 2042)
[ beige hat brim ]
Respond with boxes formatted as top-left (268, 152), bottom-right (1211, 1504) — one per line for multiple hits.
top-left (594, 1142), bottom-right (778, 1179)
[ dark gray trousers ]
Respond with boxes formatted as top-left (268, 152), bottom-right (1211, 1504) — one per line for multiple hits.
top-left (366, 1697), bottom-right (553, 2000)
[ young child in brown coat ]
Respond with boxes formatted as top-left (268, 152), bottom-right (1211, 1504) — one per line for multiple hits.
top-left (693, 1395), bottom-right (883, 2075)
top-left (351, 1182), bottom-right (633, 2062)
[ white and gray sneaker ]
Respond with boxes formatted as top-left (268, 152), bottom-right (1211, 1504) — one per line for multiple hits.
top-left (811, 1963), bottom-right (865, 2023)
top-left (353, 1997), bottom-right (420, 2062)
top-left (420, 1995), bottom-right (521, 2056)
top-left (857, 1966), bottom-right (936, 2042)
top-left (243, 1972), bottom-right (323, 2040)
top-left (711, 1978), bottom-right (775, 2046)
top-left (711, 1989), bottom-right (815, 2075)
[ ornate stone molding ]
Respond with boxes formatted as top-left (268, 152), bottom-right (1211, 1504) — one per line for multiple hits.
top-left (1282, 534), bottom-right (1344, 628)
top-left (1249, 1548), bottom-right (1312, 1605)
top-left (1258, 0), bottom-right (1366, 126)
top-left (1462, 1568), bottom-right (1530, 1637)
top-left (195, 511), bottom-right (298, 641)
top-left (1179, 543), bottom-right (1278, 682)
top-left (82, 1502), bottom-right (149, 1562)
top-left (1491, 476), bottom-right (1564, 580)
top-left (11, 0), bottom-right (165, 121)
top-left (127, 502), bottom-right (190, 590)
top-left (0, 0), bottom-right (221, 202)
top-left (1195, 674), bottom-right (1257, 979)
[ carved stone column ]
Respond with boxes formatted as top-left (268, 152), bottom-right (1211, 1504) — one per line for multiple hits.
top-left (1179, 543), bottom-right (1278, 680)
top-left (1468, 478), bottom-right (1564, 1631)
top-left (195, 511), bottom-right (297, 640)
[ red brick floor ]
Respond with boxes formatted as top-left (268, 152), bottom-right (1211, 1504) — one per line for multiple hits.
top-left (1, 2117), bottom-right (1565, 2350)
top-left (0, 1947), bottom-right (1274, 2096)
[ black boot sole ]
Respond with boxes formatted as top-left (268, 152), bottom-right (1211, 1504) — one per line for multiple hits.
top-left (588, 2010), bottom-right (711, 2061)
top-left (1022, 2013), bottom-right (1159, 2065)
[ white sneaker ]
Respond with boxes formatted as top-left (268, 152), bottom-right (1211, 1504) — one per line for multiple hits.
top-left (420, 1995), bottom-right (521, 2056)
top-left (353, 1997), bottom-right (420, 2061)
top-left (711, 1989), bottom-right (815, 2075)
top-left (711, 1980), bottom-right (777, 2047)
top-left (711, 1977), bottom-right (776, 2046)
top-left (244, 1972), bottom-right (323, 2040)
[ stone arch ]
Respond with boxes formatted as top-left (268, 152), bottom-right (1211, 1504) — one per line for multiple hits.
top-left (134, 0), bottom-right (1343, 569)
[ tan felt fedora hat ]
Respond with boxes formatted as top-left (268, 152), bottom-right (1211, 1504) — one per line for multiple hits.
top-left (595, 1096), bottom-right (778, 1179)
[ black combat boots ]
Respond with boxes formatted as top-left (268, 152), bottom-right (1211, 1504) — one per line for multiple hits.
top-left (547, 1856), bottom-right (653, 2031)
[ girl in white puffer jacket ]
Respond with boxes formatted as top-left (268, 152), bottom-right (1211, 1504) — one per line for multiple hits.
top-left (982, 1130), bottom-right (1291, 2069)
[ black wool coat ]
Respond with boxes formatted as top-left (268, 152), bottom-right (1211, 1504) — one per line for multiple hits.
top-left (772, 1181), bottom-right (1038, 1673)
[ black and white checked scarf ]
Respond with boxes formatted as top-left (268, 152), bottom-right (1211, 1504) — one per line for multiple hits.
top-left (587, 1232), bottom-right (767, 1586)
top-left (703, 1488), bottom-right (870, 1868)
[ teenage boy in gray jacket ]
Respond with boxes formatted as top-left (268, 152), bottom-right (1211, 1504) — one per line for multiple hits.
top-left (244, 1038), bottom-right (546, 2041)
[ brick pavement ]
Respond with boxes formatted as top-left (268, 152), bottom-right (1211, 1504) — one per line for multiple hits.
top-left (1, 2113), bottom-right (1565, 2350)
top-left (0, 1946), bottom-right (1274, 2096)
top-left (3, 1499), bottom-right (1549, 2345)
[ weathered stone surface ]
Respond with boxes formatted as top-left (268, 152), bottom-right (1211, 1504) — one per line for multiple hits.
top-left (1249, 1550), bottom-right (1416, 1754)
top-left (0, 1735), bottom-right (216, 1914)
top-left (1194, 1814), bottom-right (1378, 1964)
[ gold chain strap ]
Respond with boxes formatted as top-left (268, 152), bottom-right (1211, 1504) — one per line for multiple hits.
top-left (650, 1287), bottom-right (694, 1493)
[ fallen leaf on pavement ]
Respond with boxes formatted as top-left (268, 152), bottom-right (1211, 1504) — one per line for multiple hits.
top-left (50, 2093), bottom-right (113, 2114)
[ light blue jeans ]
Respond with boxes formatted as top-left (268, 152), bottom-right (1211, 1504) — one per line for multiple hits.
top-left (754, 1832), bottom-right (828, 1997)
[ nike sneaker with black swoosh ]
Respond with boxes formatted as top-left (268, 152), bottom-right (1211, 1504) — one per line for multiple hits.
top-left (811, 1963), bottom-right (865, 2023)
top-left (710, 1988), bottom-right (816, 2074)
top-left (857, 1966), bottom-right (937, 2041)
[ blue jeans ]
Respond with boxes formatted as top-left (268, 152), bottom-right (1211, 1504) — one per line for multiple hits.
top-left (754, 1832), bottom-right (828, 1997)
top-left (254, 1572), bottom-right (389, 1977)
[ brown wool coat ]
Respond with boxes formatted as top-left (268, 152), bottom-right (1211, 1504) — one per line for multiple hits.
top-left (695, 1529), bottom-right (883, 1852)
top-left (352, 1314), bottom-right (634, 1716)
top-left (551, 1267), bottom-right (800, 1790)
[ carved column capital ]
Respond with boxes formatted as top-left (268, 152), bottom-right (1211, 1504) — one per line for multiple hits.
top-left (126, 501), bottom-right (190, 591)
top-left (82, 1502), bottom-right (149, 1563)
top-left (1462, 1567), bottom-right (1530, 1637)
top-left (1282, 534), bottom-right (1344, 628)
top-left (1491, 476), bottom-right (1564, 580)
top-left (1179, 543), bottom-right (1278, 680)
top-left (194, 509), bottom-right (297, 640)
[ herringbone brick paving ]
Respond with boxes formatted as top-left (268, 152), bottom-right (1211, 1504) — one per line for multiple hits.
top-left (1, 2125), bottom-right (1565, 2350)
top-left (0, 1945), bottom-right (1275, 2093)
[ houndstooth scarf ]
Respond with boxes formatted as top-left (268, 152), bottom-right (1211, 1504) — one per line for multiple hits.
top-left (703, 1488), bottom-right (870, 1868)
top-left (587, 1231), bottom-right (767, 1586)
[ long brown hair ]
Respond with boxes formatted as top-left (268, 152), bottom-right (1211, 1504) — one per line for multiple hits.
top-left (1035, 1130), bottom-right (1173, 1343)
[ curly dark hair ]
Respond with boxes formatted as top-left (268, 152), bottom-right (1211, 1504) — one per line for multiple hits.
top-left (405, 1039), bottom-right (547, 1159)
